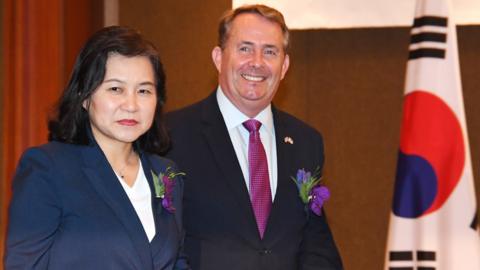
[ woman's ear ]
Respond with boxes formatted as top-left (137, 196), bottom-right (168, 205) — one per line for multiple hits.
top-left (82, 99), bottom-right (89, 110)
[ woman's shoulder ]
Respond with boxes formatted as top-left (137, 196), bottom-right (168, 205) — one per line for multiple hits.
top-left (23, 141), bottom-right (83, 159)
top-left (13, 142), bottom-right (87, 189)
top-left (18, 141), bottom-right (86, 170)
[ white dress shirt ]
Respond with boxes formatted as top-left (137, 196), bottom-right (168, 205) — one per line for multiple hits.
top-left (216, 87), bottom-right (278, 200)
top-left (116, 160), bottom-right (156, 242)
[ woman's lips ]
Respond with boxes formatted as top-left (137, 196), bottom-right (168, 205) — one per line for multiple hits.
top-left (117, 119), bottom-right (138, 126)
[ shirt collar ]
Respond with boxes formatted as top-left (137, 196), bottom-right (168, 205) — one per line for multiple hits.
top-left (216, 87), bottom-right (274, 135)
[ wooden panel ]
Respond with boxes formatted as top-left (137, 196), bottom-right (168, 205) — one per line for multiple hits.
top-left (1, 0), bottom-right (63, 260)
top-left (118, 0), bottom-right (230, 111)
top-left (63, 0), bottom-right (103, 83)
top-left (0, 0), bottom-right (104, 260)
top-left (458, 26), bottom-right (480, 207)
top-left (304, 27), bottom-right (409, 268)
top-left (0, 0), bottom-right (8, 260)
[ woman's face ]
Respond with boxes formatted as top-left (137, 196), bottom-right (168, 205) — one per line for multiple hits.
top-left (84, 53), bottom-right (157, 148)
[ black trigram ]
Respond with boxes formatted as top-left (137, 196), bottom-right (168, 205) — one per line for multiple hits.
top-left (388, 250), bottom-right (436, 270)
top-left (408, 16), bottom-right (448, 60)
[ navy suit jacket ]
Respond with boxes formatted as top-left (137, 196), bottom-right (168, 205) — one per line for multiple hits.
top-left (166, 92), bottom-right (343, 270)
top-left (5, 140), bottom-right (189, 270)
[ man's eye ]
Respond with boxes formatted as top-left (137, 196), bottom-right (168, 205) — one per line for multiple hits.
top-left (240, 47), bottom-right (250, 52)
top-left (265, 49), bottom-right (277, 56)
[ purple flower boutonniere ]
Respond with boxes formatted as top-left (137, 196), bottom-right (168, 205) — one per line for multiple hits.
top-left (292, 168), bottom-right (330, 216)
top-left (151, 167), bottom-right (185, 213)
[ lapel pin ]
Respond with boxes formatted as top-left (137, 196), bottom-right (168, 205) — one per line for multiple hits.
top-left (284, 136), bottom-right (294, 144)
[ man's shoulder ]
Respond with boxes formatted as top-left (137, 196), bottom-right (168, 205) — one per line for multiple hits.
top-left (167, 100), bottom-right (202, 121)
top-left (166, 94), bottom-right (215, 123)
top-left (274, 108), bottom-right (322, 138)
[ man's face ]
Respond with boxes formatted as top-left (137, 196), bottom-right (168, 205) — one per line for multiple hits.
top-left (212, 13), bottom-right (290, 117)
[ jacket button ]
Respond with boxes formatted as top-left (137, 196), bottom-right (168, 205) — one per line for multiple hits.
top-left (259, 249), bottom-right (271, 255)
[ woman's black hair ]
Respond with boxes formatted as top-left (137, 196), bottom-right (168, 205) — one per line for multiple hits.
top-left (48, 26), bottom-right (168, 154)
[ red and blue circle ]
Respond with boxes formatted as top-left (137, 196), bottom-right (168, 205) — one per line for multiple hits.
top-left (392, 90), bottom-right (465, 218)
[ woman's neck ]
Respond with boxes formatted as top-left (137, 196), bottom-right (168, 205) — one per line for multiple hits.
top-left (99, 141), bottom-right (139, 187)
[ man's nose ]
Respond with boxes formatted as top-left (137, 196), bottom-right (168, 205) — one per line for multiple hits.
top-left (249, 51), bottom-right (264, 67)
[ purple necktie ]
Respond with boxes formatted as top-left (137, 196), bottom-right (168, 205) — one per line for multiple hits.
top-left (243, 119), bottom-right (272, 239)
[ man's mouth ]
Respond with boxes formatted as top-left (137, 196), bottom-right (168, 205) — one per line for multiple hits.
top-left (241, 74), bottom-right (266, 82)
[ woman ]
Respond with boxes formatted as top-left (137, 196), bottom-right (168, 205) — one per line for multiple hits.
top-left (5, 26), bottom-right (189, 270)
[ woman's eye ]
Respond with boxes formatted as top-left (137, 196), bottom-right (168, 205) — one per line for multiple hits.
top-left (139, 89), bottom-right (152, 95)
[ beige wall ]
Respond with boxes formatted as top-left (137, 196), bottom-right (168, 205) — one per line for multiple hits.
top-left (119, 1), bottom-right (480, 268)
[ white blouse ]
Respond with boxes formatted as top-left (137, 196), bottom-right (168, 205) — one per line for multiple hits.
top-left (116, 160), bottom-right (156, 242)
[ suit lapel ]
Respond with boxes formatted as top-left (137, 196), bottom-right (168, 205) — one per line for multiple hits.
top-left (263, 108), bottom-right (296, 244)
top-left (141, 154), bottom-right (178, 262)
top-left (81, 145), bottom-right (152, 270)
top-left (200, 93), bottom-right (260, 243)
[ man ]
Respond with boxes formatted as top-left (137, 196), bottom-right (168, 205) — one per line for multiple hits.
top-left (166, 4), bottom-right (343, 270)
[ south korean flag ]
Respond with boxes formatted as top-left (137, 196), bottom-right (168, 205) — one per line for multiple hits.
top-left (384, 0), bottom-right (480, 269)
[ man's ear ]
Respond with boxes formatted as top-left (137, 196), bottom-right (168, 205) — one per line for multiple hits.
top-left (280, 54), bottom-right (290, 80)
top-left (212, 46), bottom-right (223, 72)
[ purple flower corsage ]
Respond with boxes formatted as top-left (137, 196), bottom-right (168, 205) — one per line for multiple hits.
top-left (151, 167), bottom-right (185, 213)
top-left (292, 168), bottom-right (330, 216)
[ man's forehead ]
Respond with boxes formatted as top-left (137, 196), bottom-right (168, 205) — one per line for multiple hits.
top-left (228, 16), bottom-right (284, 41)
top-left (230, 13), bottom-right (282, 31)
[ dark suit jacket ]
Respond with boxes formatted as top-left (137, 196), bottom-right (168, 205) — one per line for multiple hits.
top-left (166, 92), bottom-right (343, 270)
top-left (5, 140), bottom-right (189, 270)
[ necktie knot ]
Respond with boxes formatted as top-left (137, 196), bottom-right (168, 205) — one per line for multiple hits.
top-left (243, 119), bottom-right (262, 133)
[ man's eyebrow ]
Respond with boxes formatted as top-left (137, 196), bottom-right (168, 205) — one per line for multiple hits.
top-left (238, 41), bottom-right (279, 49)
top-left (239, 41), bottom-right (254, 46)
top-left (264, 44), bottom-right (279, 50)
